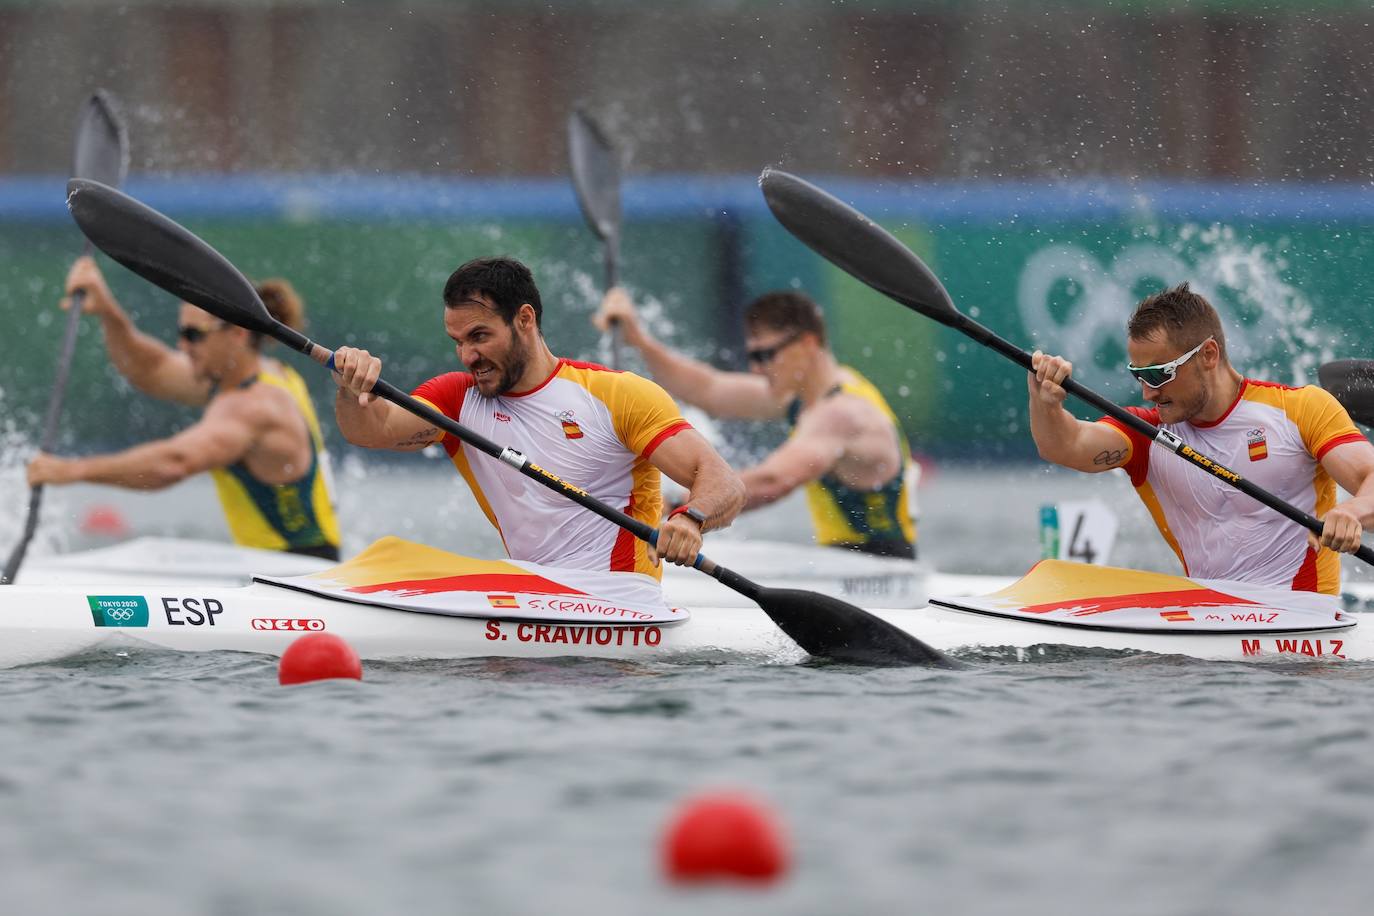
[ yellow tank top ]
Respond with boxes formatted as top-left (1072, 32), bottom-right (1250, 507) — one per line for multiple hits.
top-left (786, 367), bottom-right (917, 557)
top-left (209, 362), bottom-right (341, 557)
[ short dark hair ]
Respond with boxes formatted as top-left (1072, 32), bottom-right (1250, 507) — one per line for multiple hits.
top-left (442, 256), bottom-right (542, 328)
top-left (1127, 282), bottom-right (1226, 358)
top-left (743, 290), bottom-right (828, 347)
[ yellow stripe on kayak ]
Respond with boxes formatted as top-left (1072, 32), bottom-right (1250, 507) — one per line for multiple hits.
top-left (988, 559), bottom-right (1207, 606)
top-left (304, 536), bottom-right (527, 587)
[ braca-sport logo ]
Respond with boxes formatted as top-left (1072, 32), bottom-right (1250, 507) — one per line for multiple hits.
top-left (87, 595), bottom-right (150, 628)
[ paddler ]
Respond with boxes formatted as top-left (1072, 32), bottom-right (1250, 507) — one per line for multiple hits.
top-left (332, 256), bottom-right (745, 573)
top-left (27, 257), bottom-right (342, 560)
top-left (1028, 282), bottom-right (1374, 594)
top-left (590, 287), bottom-right (918, 560)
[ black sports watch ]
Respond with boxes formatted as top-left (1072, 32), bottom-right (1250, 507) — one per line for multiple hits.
top-left (669, 505), bottom-right (708, 527)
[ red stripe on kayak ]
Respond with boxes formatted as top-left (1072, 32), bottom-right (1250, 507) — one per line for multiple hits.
top-left (1020, 587), bottom-right (1259, 616)
top-left (347, 573), bottom-right (588, 598)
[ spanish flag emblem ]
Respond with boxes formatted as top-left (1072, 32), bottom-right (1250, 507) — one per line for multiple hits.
top-left (487, 594), bottom-right (520, 609)
top-left (557, 410), bottom-right (584, 440)
top-left (1160, 609), bottom-right (1194, 622)
top-left (1246, 427), bottom-right (1268, 462)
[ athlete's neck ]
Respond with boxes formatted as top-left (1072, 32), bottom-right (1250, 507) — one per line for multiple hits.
top-left (509, 339), bottom-right (561, 393)
top-left (1194, 366), bottom-right (1246, 424)
top-left (214, 350), bottom-right (262, 392)
top-left (796, 351), bottom-right (842, 408)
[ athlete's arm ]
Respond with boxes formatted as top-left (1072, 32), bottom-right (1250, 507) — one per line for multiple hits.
top-left (26, 397), bottom-right (257, 490)
top-left (593, 287), bottom-right (785, 420)
top-left (1028, 351), bottom-right (1133, 473)
top-left (649, 428), bottom-right (747, 565)
top-left (739, 400), bottom-right (849, 510)
top-left (1317, 439), bottom-right (1374, 553)
top-left (65, 256), bottom-right (211, 407)
top-left (332, 346), bottom-right (440, 451)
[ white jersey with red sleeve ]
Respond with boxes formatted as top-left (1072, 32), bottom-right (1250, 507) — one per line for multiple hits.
top-left (412, 358), bottom-right (691, 580)
top-left (1099, 379), bottom-right (1367, 595)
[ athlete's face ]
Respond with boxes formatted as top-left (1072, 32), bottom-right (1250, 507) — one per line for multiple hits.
top-left (177, 303), bottom-right (248, 382)
top-left (745, 325), bottom-right (813, 397)
top-left (1127, 330), bottom-right (1216, 425)
top-left (445, 295), bottom-right (536, 397)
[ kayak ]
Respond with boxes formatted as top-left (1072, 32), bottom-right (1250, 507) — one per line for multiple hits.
top-left (919, 559), bottom-right (1369, 663)
top-left (0, 537), bottom-right (805, 668)
top-left (4, 537), bottom-right (1373, 668)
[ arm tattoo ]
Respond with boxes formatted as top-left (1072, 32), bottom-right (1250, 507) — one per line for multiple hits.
top-left (1092, 448), bottom-right (1127, 467)
top-left (394, 427), bottom-right (438, 448)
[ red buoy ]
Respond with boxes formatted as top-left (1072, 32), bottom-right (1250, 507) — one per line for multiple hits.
top-left (278, 633), bottom-right (362, 685)
top-left (662, 791), bottom-right (789, 884)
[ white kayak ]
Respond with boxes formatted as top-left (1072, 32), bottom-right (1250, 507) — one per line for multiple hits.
top-left (4, 538), bottom-right (1374, 668)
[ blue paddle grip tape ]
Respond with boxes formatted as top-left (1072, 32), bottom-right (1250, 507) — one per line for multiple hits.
top-left (325, 352), bottom-right (336, 371)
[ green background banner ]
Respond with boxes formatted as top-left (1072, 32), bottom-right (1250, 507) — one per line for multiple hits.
top-left (3, 176), bottom-right (1370, 462)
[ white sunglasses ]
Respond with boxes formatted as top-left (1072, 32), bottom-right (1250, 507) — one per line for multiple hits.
top-left (1126, 336), bottom-right (1214, 389)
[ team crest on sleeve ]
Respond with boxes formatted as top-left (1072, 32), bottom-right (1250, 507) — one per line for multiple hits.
top-left (1246, 427), bottom-right (1268, 462)
top-left (556, 410), bottom-right (584, 440)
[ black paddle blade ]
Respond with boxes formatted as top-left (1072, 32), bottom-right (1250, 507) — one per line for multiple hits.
top-left (759, 168), bottom-right (962, 327)
top-left (568, 108), bottom-right (621, 244)
top-left (756, 587), bottom-right (960, 668)
top-left (66, 179), bottom-right (280, 339)
top-left (1319, 360), bottom-right (1374, 428)
top-left (72, 90), bottom-right (129, 188)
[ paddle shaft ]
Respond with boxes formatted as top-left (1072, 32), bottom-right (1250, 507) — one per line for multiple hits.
top-left (603, 234), bottom-right (622, 369)
top-left (0, 251), bottom-right (92, 585)
top-left (953, 312), bottom-right (1374, 567)
top-left (283, 333), bottom-right (757, 597)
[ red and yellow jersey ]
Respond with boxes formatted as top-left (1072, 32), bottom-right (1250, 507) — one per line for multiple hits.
top-left (413, 359), bottom-right (691, 580)
top-left (1100, 379), bottom-right (1367, 594)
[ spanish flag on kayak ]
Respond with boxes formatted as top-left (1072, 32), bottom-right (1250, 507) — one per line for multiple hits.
top-left (258, 537), bottom-right (687, 625)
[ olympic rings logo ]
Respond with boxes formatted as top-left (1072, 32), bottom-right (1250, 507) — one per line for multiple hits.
top-left (1015, 239), bottom-right (1330, 390)
top-left (107, 608), bottom-right (135, 621)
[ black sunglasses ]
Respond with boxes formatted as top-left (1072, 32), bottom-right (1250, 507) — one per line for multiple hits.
top-left (746, 331), bottom-right (805, 365)
top-left (177, 322), bottom-right (229, 344)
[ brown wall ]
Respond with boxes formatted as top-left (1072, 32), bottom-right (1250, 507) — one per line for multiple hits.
top-left (2, 2), bottom-right (1371, 179)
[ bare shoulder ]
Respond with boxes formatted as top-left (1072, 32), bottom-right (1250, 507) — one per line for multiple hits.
top-left (211, 381), bottom-right (298, 428)
top-left (801, 391), bottom-right (881, 435)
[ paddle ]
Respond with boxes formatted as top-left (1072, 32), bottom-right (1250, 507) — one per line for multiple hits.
top-left (567, 108), bottom-right (624, 368)
top-left (759, 168), bottom-right (1374, 568)
top-left (2, 91), bottom-right (130, 586)
top-left (65, 179), bottom-right (954, 668)
top-left (1319, 360), bottom-right (1374, 428)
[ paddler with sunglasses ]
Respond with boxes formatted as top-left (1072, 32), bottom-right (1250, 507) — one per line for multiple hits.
top-left (26, 256), bottom-right (341, 560)
top-left (593, 287), bottom-right (917, 560)
top-left (1029, 282), bottom-right (1374, 594)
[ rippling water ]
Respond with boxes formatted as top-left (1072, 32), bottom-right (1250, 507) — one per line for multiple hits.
top-left (4, 649), bottom-right (1373, 915)
top-left (3, 466), bottom-right (1374, 914)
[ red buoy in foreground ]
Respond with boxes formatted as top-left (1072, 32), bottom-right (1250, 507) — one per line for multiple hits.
top-left (278, 633), bottom-right (362, 685)
top-left (662, 791), bottom-right (789, 883)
